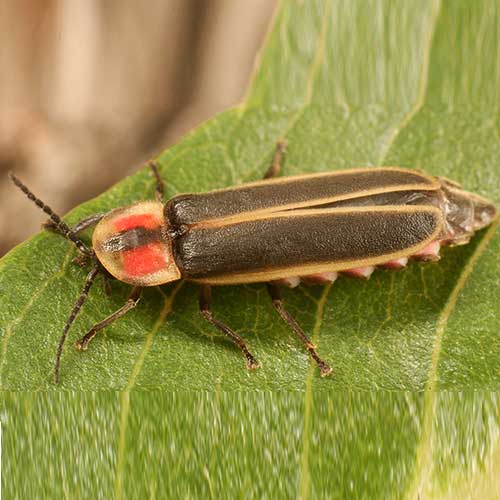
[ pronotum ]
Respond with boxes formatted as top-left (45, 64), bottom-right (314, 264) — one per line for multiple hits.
top-left (9, 142), bottom-right (497, 382)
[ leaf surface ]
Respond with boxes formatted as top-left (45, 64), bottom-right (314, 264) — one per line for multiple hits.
top-left (3, 392), bottom-right (500, 499)
top-left (0, 0), bottom-right (499, 391)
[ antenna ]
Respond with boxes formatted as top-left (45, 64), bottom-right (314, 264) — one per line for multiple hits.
top-left (8, 172), bottom-right (91, 256)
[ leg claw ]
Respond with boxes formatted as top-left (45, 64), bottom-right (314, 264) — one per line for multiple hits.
top-left (72, 253), bottom-right (90, 267)
top-left (246, 358), bottom-right (260, 370)
top-left (75, 340), bottom-right (88, 351)
top-left (319, 364), bottom-right (333, 377)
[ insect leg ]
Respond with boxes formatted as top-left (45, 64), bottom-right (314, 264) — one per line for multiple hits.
top-left (149, 161), bottom-right (165, 202)
top-left (263, 140), bottom-right (286, 179)
top-left (44, 213), bottom-right (106, 236)
top-left (102, 274), bottom-right (113, 296)
top-left (199, 285), bottom-right (259, 370)
top-left (267, 283), bottom-right (333, 377)
top-left (54, 266), bottom-right (100, 383)
top-left (68, 213), bottom-right (106, 234)
top-left (75, 286), bottom-right (142, 351)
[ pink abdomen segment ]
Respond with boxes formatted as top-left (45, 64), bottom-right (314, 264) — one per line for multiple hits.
top-left (276, 233), bottom-right (446, 288)
top-left (274, 244), bottom-right (439, 288)
top-left (273, 177), bottom-right (496, 288)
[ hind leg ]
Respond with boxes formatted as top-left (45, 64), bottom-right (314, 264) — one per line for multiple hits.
top-left (263, 140), bottom-right (286, 179)
top-left (267, 283), bottom-right (332, 377)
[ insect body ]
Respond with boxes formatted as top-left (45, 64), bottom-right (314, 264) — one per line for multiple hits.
top-left (9, 143), bottom-right (497, 382)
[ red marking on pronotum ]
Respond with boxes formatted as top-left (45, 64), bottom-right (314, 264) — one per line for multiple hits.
top-left (114, 213), bottom-right (157, 231)
top-left (122, 243), bottom-right (167, 276)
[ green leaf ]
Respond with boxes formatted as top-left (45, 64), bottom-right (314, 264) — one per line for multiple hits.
top-left (1, 0), bottom-right (499, 391)
top-left (3, 392), bottom-right (500, 499)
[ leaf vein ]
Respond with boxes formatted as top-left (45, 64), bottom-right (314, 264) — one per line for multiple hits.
top-left (405, 218), bottom-right (499, 499)
top-left (377, 0), bottom-right (442, 165)
top-left (125, 282), bottom-right (184, 391)
top-left (0, 247), bottom-right (73, 387)
top-left (298, 283), bottom-right (332, 500)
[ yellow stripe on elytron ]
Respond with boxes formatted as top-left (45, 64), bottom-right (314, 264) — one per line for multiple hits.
top-left (190, 166), bottom-right (438, 191)
top-left (188, 180), bottom-right (441, 227)
top-left (193, 204), bottom-right (443, 230)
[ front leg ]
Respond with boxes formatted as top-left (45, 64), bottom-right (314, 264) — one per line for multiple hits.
top-left (75, 286), bottom-right (142, 351)
top-left (199, 285), bottom-right (259, 370)
top-left (45, 213), bottom-right (106, 267)
top-left (44, 213), bottom-right (106, 236)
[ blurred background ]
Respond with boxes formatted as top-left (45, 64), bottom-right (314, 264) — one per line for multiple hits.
top-left (0, 0), bottom-right (277, 255)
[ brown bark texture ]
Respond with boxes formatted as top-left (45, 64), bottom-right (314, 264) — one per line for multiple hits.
top-left (0, 0), bottom-right (276, 255)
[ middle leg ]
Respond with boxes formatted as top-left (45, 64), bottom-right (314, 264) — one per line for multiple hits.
top-left (149, 161), bottom-right (165, 202)
top-left (199, 285), bottom-right (259, 370)
top-left (75, 286), bottom-right (142, 351)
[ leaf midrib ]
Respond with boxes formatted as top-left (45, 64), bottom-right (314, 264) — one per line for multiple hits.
top-left (405, 218), bottom-right (500, 499)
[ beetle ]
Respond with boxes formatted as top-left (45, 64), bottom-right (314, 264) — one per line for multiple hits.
top-left (9, 142), bottom-right (497, 383)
